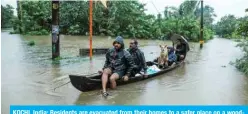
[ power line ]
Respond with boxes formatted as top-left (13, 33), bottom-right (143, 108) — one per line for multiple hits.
top-left (150, 0), bottom-right (159, 14)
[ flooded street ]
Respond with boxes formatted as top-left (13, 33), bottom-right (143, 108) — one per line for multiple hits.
top-left (2, 31), bottom-right (248, 114)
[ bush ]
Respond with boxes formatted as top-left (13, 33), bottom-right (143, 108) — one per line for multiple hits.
top-left (28, 41), bottom-right (35, 46)
top-left (26, 29), bottom-right (49, 35)
top-left (9, 31), bottom-right (19, 34)
top-left (235, 56), bottom-right (248, 75)
top-left (235, 40), bottom-right (248, 75)
top-left (205, 28), bottom-right (214, 40)
top-left (68, 24), bottom-right (80, 35)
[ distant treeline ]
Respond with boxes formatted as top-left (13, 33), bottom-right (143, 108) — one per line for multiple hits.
top-left (2, 0), bottom-right (216, 41)
top-left (213, 14), bottom-right (248, 39)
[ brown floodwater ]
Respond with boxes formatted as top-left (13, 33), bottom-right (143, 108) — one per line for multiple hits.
top-left (1, 31), bottom-right (248, 114)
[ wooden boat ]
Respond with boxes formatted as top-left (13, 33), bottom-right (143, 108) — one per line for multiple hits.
top-left (69, 61), bottom-right (183, 92)
top-left (69, 34), bottom-right (188, 92)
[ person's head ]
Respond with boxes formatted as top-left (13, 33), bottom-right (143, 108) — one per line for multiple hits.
top-left (129, 38), bottom-right (138, 49)
top-left (177, 39), bottom-right (183, 45)
top-left (167, 46), bottom-right (174, 54)
top-left (113, 36), bottom-right (124, 50)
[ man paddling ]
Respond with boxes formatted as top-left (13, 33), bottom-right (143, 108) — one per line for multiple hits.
top-left (127, 39), bottom-right (148, 78)
top-left (100, 36), bottom-right (135, 97)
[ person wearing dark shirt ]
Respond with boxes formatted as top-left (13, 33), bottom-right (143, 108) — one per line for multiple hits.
top-left (127, 39), bottom-right (148, 78)
top-left (100, 36), bottom-right (135, 97)
top-left (175, 39), bottom-right (187, 61)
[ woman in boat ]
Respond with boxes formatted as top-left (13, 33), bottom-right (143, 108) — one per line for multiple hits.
top-left (100, 36), bottom-right (135, 97)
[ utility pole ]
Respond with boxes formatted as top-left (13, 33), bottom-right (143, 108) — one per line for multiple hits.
top-left (200, 0), bottom-right (204, 48)
top-left (52, 0), bottom-right (60, 59)
top-left (17, 1), bottom-right (23, 34)
top-left (89, 0), bottom-right (93, 59)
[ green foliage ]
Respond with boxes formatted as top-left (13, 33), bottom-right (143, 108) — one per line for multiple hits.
top-left (214, 15), bottom-right (248, 39)
top-left (195, 5), bottom-right (216, 29)
top-left (54, 56), bottom-right (62, 61)
top-left (9, 31), bottom-right (19, 34)
top-left (1, 4), bottom-right (14, 28)
top-left (13, 1), bottom-right (51, 35)
top-left (235, 40), bottom-right (248, 75)
top-left (204, 27), bottom-right (214, 40)
top-left (236, 15), bottom-right (248, 75)
top-left (236, 16), bottom-right (248, 37)
top-left (12, 0), bottom-right (215, 41)
top-left (214, 15), bottom-right (237, 38)
top-left (28, 41), bottom-right (35, 46)
top-left (161, 1), bottom-right (215, 42)
top-left (26, 29), bottom-right (49, 35)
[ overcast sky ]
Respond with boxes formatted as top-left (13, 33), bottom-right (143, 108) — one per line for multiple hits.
top-left (140, 0), bottom-right (248, 23)
top-left (1, 0), bottom-right (248, 23)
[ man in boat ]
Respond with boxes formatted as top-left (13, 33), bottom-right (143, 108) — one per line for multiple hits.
top-left (127, 39), bottom-right (148, 78)
top-left (175, 39), bottom-right (187, 62)
top-left (100, 36), bottom-right (135, 97)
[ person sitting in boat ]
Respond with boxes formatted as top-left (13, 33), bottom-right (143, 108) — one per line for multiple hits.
top-left (167, 46), bottom-right (177, 66)
top-left (127, 39), bottom-right (148, 78)
top-left (100, 36), bottom-right (135, 97)
top-left (175, 39), bottom-right (187, 61)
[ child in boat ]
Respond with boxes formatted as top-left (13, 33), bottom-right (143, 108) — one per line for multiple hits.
top-left (167, 46), bottom-right (177, 66)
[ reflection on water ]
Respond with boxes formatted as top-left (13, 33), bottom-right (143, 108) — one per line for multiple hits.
top-left (1, 31), bottom-right (248, 113)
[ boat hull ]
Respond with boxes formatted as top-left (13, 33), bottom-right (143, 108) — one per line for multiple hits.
top-left (69, 61), bottom-right (183, 92)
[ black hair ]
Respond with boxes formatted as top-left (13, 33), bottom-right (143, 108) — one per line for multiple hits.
top-left (131, 38), bottom-right (138, 45)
